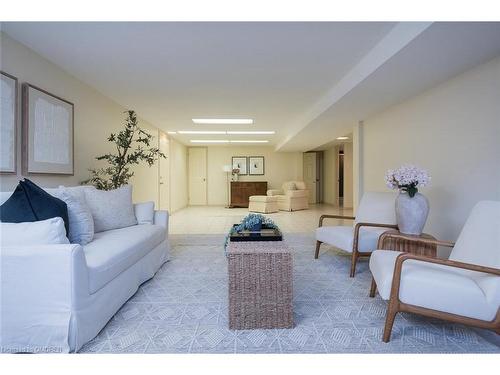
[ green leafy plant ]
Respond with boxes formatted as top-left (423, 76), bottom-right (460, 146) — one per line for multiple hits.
top-left (83, 110), bottom-right (165, 190)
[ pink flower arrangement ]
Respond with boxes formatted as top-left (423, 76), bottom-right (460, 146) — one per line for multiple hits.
top-left (385, 165), bottom-right (430, 197)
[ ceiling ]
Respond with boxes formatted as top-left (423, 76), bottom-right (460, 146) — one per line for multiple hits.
top-left (2, 22), bottom-right (500, 150)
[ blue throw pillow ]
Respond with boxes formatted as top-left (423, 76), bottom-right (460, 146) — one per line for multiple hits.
top-left (0, 179), bottom-right (70, 237)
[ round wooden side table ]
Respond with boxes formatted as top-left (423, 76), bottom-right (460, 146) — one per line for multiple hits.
top-left (377, 230), bottom-right (438, 257)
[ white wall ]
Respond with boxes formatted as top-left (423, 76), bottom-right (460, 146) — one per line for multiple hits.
top-left (362, 56), bottom-right (500, 242)
top-left (198, 146), bottom-right (303, 206)
top-left (169, 138), bottom-right (188, 212)
top-left (0, 32), bottom-right (161, 205)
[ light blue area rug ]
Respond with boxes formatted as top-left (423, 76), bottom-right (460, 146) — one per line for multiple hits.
top-left (80, 233), bottom-right (500, 353)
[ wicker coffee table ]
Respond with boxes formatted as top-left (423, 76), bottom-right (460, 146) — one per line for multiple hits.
top-left (226, 241), bottom-right (293, 330)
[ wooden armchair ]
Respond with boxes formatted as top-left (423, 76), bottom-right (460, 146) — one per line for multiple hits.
top-left (369, 201), bottom-right (500, 342)
top-left (315, 192), bottom-right (398, 277)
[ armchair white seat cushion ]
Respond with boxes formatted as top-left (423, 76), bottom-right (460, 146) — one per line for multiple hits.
top-left (370, 250), bottom-right (498, 321)
top-left (316, 226), bottom-right (388, 253)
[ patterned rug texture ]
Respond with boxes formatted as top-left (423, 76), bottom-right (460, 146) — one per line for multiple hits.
top-left (80, 233), bottom-right (500, 353)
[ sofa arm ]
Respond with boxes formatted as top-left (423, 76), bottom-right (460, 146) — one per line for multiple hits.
top-left (1, 244), bottom-right (87, 353)
top-left (154, 210), bottom-right (169, 229)
top-left (267, 189), bottom-right (283, 196)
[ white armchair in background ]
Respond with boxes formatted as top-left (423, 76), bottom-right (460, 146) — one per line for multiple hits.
top-left (267, 181), bottom-right (309, 212)
top-left (315, 191), bottom-right (398, 277)
top-left (369, 201), bottom-right (500, 342)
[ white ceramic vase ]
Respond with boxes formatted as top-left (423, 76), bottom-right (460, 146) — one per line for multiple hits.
top-left (395, 192), bottom-right (429, 235)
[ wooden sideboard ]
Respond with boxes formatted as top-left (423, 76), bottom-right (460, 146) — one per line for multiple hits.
top-left (230, 181), bottom-right (267, 208)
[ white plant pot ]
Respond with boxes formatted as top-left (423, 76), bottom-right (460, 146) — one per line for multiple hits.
top-left (395, 192), bottom-right (429, 235)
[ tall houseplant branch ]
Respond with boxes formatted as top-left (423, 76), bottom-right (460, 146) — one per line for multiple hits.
top-left (82, 110), bottom-right (166, 190)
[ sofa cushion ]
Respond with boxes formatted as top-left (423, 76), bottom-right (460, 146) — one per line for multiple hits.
top-left (370, 250), bottom-right (499, 321)
top-left (84, 185), bottom-right (137, 233)
top-left (1, 217), bottom-right (69, 246)
top-left (316, 225), bottom-right (387, 253)
top-left (51, 187), bottom-right (94, 245)
top-left (282, 181), bottom-right (296, 191)
top-left (134, 201), bottom-right (155, 225)
top-left (294, 181), bottom-right (306, 190)
top-left (83, 224), bottom-right (166, 293)
top-left (0, 179), bottom-right (70, 236)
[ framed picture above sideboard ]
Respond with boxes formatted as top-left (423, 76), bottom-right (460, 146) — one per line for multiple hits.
top-left (232, 156), bottom-right (248, 175)
top-left (249, 156), bottom-right (265, 175)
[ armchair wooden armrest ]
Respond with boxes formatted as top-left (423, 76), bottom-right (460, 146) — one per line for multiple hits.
top-left (318, 214), bottom-right (355, 227)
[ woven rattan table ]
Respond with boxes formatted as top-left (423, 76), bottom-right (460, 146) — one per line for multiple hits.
top-left (227, 241), bottom-right (293, 330)
top-left (378, 230), bottom-right (438, 257)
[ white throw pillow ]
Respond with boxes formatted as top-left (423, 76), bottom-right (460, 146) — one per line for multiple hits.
top-left (134, 201), bottom-right (155, 225)
top-left (84, 185), bottom-right (138, 233)
top-left (1, 217), bottom-right (70, 246)
top-left (50, 187), bottom-right (95, 245)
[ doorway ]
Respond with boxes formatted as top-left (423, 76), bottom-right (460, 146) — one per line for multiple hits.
top-left (337, 143), bottom-right (353, 208)
top-left (303, 151), bottom-right (323, 204)
top-left (158, 131), bottom-right (170, 211)
top-left (188, 147), bottom-right (207, 205)
top-left (338, 149), bottom-right (344, 207)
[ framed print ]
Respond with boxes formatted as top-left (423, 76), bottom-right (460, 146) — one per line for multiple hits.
top-left (1, 71), bottom-right (18, 173)
top-left (232, 156), bottom-right (247, 175)
top-left (23, 83), bottom-right (74, 175)
top-left (249, 156), bottom-right (265, 175)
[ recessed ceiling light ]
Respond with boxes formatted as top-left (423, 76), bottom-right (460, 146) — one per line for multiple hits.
top-left (226, 131), bottom-right (275, 135)
top-left (190, 140), bottom-right (229, 143)
top-left (178, 131), bottom-right (226, 134)
top-left (336, 136), bottom-right (349, 140)
top-left (167, 131), bottom-right (177, 134)
top-left (178, 130), bottom-right (274, 135)
top-left (192, 118), bottom-right (254, 125)
top-left (190, 140), bottom-right (269, 144)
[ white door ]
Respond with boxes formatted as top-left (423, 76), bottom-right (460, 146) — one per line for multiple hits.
top-left (188, 147), bottom-right (207, 205)
top-left (303, 152), bottom-right (317, 204)
top-left (158, 131), bottom-right (170, 211)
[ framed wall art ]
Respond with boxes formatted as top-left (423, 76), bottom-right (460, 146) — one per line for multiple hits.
top-left (23, 83), bottom-right (74, 175)
top-left (231, 156), bottom-right (247, 175)
top-left (1, 71), bottom-right (18, 174)
top-left (249, 156), bottom-right (265, 175)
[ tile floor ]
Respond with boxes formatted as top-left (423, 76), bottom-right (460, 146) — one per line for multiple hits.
top-left (169, 204), bottom-right (354, 235)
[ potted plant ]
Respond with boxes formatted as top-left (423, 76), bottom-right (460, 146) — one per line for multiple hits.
top-left (385, 165), bottom-right (431, 235)
top-left (83, 110), bottom-right (165, 190)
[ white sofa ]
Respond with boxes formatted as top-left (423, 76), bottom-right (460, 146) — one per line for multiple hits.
top-left (267, 181), bottom-right (309, 211)
top-left (0, 188), bottom-right (170, 353)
